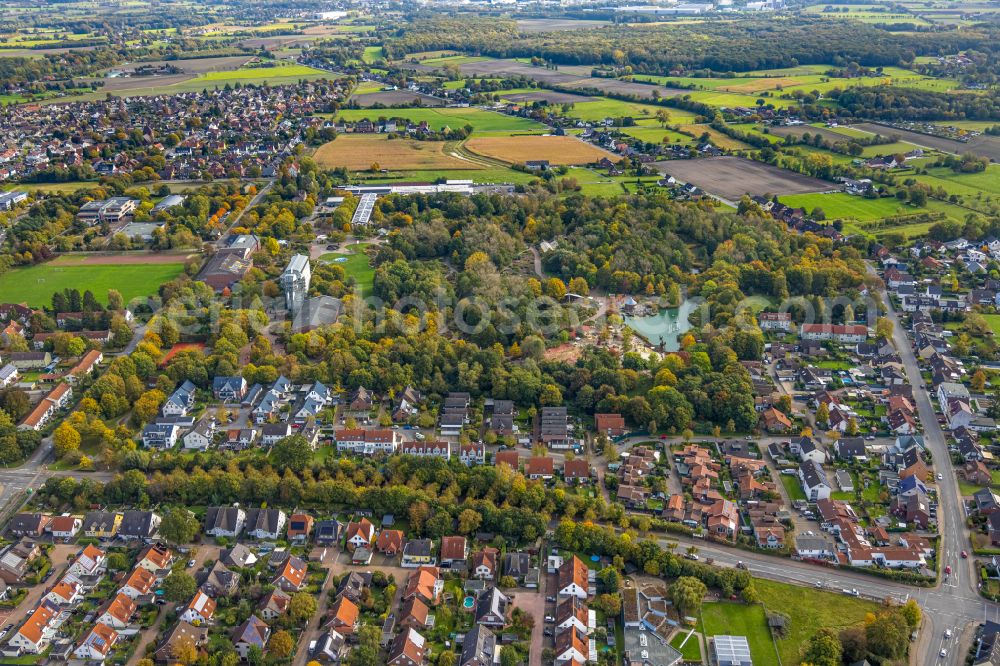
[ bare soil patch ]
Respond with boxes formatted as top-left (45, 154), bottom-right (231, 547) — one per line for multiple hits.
top-left (313, 135), bottom-right (477, 171)
top-left (350, 90), bottom-right (444, 107)
top-left (505, 90), bottom-right (592, 104)
top-left (655, 156), bottom-right (832, 200)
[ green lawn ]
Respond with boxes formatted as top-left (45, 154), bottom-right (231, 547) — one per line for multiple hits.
top-left (0, 262), bottom-right (184, 307)
top-left (670, 631), bottom-right (703, 662)
top-left (779, 192), bottom-right (923, 221)
top-left (982, 315), bottom-right (1000, 337)
top-left (319, 244), bottom-right (374, 297)
top-left (362, 46), bottom-right (385, 64)
top-left (701, 602), bottom-right (778, 666)
top-left (326, 108), bottom-right (547, 135)
top-left (755, 579), bottom-right (877, 666)
top-left (780, 474), bottom-right (807, 502)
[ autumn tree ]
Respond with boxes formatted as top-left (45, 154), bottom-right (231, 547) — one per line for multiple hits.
top-left (53, 422), bottom-right (81, 458)
top-left (269, 630), bottom-right (295, 659)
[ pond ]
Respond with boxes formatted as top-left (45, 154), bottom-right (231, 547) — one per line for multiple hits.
top-left (625, 299), bottom-right (698, 352)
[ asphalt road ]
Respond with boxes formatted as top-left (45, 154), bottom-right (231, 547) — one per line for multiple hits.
top-left (870, 276), bottom-right (994, 665)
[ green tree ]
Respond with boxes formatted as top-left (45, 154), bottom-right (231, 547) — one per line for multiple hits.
top-left (271, 434), bottom-right (312, 472)
top-left (289, 592), bottom-right (317, 625)
top-left (670, 576), bottom-right (707, 617)
top-left (802, 628), bottom-right (842, 666)
top-left (899, 598), bottom-right (921, 631)
top-left (159, 507), bottom-right (199, 546)
top-left (162, 570), bottom-right (197, 603)
top-left (865, 611), bottom-right (909, 661)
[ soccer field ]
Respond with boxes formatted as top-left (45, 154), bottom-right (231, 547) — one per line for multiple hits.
top-left (0, 262), bottom-right (185, 307)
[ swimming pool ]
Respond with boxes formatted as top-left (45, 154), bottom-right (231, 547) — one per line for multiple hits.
top-left (462, 596), bottom-right (475, 609)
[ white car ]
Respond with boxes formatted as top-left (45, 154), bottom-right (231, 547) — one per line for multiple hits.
top-left (937, 473), bottom-right (943, 480)
top-left (940, 649), bottom-right (947, 658)
top-left (945, 629), bottom-right (952, 639)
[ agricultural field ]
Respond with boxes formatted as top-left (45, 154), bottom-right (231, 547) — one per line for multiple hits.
top-left (329, 107), bottom-right (548, 135)
top-left (621, 125), bottom-right (694, 146)
top-left (677, 124), bottom-right (752, 150)
top-left (655, 156), bottom-right (832, 201)
top-left (564, 98), bottom-right (700, 123)
top-left (465, 136), bottom-right (615, 166)
top-left (349, 90), bottom-right (445, 107)
top-left (778, 192), bottom-right (923, 221)
top-left (360, 167), bottom-right (539, 186)
top-left (0, 257), bottom-right (186, 307)
top-left (314, 135), bottom-right (479, 171)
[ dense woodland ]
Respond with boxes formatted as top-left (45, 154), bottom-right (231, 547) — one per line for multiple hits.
top-left (387, 17), bottom-right (986, 73)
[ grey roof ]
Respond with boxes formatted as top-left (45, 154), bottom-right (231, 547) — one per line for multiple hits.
top-left (403, 539), bottom-right (432, 558)
top-left (244, 508), bottom-right (283, 534)
top-left (461, 624), bottom-right (497, 666)
top-left (220, 544), bottom-right (257, 568)
top-left (118, 511), bottom-right (159, 538)
top-left (232, 615), bottom-right (269, 648)
top-left (205, 507), bottom-right (243, 533)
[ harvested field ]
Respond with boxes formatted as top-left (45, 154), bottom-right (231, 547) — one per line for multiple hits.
top-left (853, 122), bottom-right (1000, 161)
top-left (313, 135), bottom-right (478, 171)
top-left (465, 135), bottom-right (615, 165)
top-left (655, 156), bottom-right (832, 201)
top-left (505, 90), bottom-right (592, 104)
top-left (562, 77), bottom-right (687, 99)
top-left (349, 90), bottom-right (444, 107)
top-left (114, 56), bottom-right (254, 75)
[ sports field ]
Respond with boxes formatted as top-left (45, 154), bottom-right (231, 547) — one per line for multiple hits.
top-left (313, 135), bottom-right (479, 171)
top-left (0, 260), bottom-right (186, 307)
top-left (465, 136), bottom-right (615, 165)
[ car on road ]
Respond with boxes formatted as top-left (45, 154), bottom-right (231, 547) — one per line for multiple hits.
top-left (545, 596), bottom-right (556, 603)
top-left (945, 565), bottom-right (952, 575)
top-left (940, 650), bottom-right (947, 658)
top-left (961, 551), bottom-right (968, 558)
top-left (945, 629), bottom-right (952, 638)
top-left (937, 473), bottom-right (943, 480)
top-left (736, 561), bottom-right (747, 570)
top-left (544, 616), bottom-right (555, 623)
top-left (815, 581), bottom-right (823, 588)
top-left (685, 553), bottom-right (699, 561)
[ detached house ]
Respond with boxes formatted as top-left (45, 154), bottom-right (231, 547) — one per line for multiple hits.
top-left (162, 380), bottom-right (197, 417)
top-left (212, 376), bottom-right (247, 402)
top-left (345, 518), bottom-right (376, 551)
